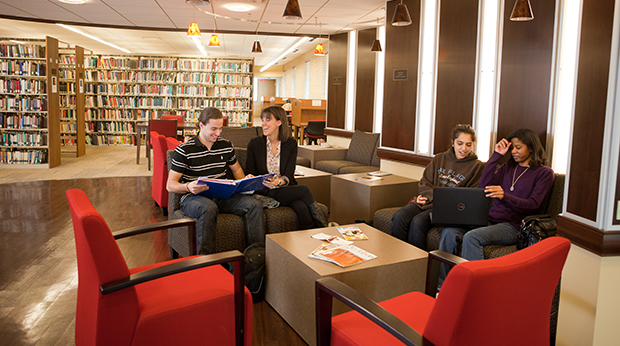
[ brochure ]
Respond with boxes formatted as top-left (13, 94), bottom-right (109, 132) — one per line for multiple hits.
top-left (337, 226), bottom-right (369, 240)
top-left (310, 244), bottom-right (377, 268)
top-left (355, 176), bottom-right (382, 183)
top-left (195, 173), bottom-right (275, 199)
top-left (367, 171), bottom-right (392, 177)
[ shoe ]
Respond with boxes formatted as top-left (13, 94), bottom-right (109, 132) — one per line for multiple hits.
top-left (328, 222), bottom-right (339, 227)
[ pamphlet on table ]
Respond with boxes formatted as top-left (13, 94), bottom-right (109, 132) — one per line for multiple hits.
top-left (337, 226), bottom-right (369, 240)
top-left (355, 176), bottom-right (382, 183)
top-left (367, 171), bottom-right (392, 177)
top-left (308, 232), bottom-right (376, 268)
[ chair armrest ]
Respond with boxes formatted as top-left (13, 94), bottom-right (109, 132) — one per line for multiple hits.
top-left (316, 277), bottom-right (430, 346)
top-left (424, 250), bottom-right (468, 296)
top-left (101, 250), bottom-right (244, 295)
top-left (113, 218), bottom-right (196, 256)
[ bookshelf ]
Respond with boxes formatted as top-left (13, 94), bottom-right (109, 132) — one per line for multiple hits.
top-left (58, 45), bottom-right (85, 156)
top-left (0, 36), bottom-right (60, 168)
top-left (83, 55), bottom-right (253, 146)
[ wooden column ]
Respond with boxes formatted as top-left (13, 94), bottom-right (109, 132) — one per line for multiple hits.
top-left (45, 36), bottom-right (60, 168)
top-left (355, 28), bottom-right (377, 133)
top-left (327, 33), bottom-right (348, 129)
top-left (75, 46), bottom-right (85, 157)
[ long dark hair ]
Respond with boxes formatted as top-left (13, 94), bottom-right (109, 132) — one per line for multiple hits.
top-left (261, 106), bottom-right (290, 142)
top-left (507, 128), bottom-right (547, 167)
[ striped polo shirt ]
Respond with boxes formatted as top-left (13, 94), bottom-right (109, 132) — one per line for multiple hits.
top-left (170, 135), bottom-right (237, 185)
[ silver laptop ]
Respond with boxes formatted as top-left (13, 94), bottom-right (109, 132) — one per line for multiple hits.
top-left (431, 187), bottom-right (490, 227)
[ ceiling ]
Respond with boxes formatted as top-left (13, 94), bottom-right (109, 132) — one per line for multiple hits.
top-left (0, 0), bottom-right (386, 67)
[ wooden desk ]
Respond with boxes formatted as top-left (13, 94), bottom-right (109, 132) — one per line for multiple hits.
top-left (330, 173), bottom-right (419, 225)
top-left (265, 224), bottom-right (427, 346)
top-left (291, 99), bottom-right (326, 144)
top-left (297, 145), bottom-right (348, 169)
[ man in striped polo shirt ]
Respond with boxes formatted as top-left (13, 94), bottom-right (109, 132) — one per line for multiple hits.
top-left (167, 107), bottom-right (264, 254)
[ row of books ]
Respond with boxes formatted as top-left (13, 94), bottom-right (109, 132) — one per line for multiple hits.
top-left (59, 81), bottom-right (75, 93)
top-left (0, 79), bottom-right (45, 94)
top-left (60, 109), bottom-right (76, 120)
top-left (176, 98), bottom-right (250, 110)
top-left (60, 95), bottom-right (76, 107)
top-left (213, 86), bottom-right (252, 98)
top-left (139, 58), bottom-right (176, 70)
top-left (0, 61), bottom-right (46, 76)
top-left (175, 85), bottom-right (251, 98)
top-left (85, 57), bottom-right (137, 70)
top-left (0, 132), bottom-right (45, 146)
top-left (86, 71), bottom-right (176, 83)
top-left (59, 56), bottom-right (75, 65)
top-left (84, 57), bottom-right (251, 73)
top-left (61, 138), bottom-right (78, 146)
top-left (0, 44), bottom-right (46, 58)
top-left (87, 121), bottom-right (134, 133)
top-left (0, 97), bottom-right (46, 112)
top-left (85, 109), bottom-right (134, 121)
top-left (86, 134), bottom-right (135, 146)
top-left (177, 60), bottom-right (251, 73)
top-left (3, 114), bottom-right (44, 129)
top-left (176, 73), bottom-right (251, 85)
top-left (0, 149), bottom-right (47, 164)
top-left (87, 95), bottom-right (174, 108)
top-left (60, 123), bottom-right (77, 133)
top-left (59, 69), bottom-right (75, 79)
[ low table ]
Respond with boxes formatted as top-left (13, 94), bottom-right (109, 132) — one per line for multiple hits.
top-left (330, 173), bottom-right (419, 225)
top-left (265, 223), bottom-right (427, 345)
top-left (294, 165), bottom-right (332, 208)
top-left (297, 145), bottom-right (348, 169)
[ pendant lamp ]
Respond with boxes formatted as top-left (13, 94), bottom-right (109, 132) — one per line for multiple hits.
top-left (252, 40), bottom-right (263, 53)
top-left (510, 0), bottom-right (534, 21)
top-left (371, 17), bottom-right (382, 52)
top-left (187, 22), bottom-right (201, 37)
top-left (314, 43), bottom-right (325, 56)
top-left (209, 34), bottom-right (220, 47)
top-left (392, 0), bottom-right (412, 26)
top-left (283, 0), bottom-right (302, 20)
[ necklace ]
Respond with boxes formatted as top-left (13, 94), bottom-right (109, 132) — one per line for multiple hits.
top-left (511, 165), bottom-right (530, 191)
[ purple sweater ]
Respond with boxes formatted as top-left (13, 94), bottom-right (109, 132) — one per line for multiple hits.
top-left (479, 152), bottom-right (555, 230)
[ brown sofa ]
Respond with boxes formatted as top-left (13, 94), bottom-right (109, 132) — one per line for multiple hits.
top-left (314, 130), bottom-right (380, 174)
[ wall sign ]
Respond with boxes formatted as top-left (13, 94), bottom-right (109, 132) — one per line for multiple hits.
top-left (333, 77), bottom-right (342, 85)
top-left (51, 76), bottom-right (57, 93)
top-left (393, 69), bottom-right (408, 81)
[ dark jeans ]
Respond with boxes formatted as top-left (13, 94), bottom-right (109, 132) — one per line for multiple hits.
top-left (180, 193), bottom-right (264, 255)
top-left (391, 203), bottom-right (433, 249)
top-left (265, 185), bottom-right (316, 229)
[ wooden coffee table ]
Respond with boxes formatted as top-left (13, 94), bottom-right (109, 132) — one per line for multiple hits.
top-left (265, 223), bottom-right (427, 345)
top-left (330, 173), bottom-right (419, 224)
top-left (294, 165), bottom-right (332, 208)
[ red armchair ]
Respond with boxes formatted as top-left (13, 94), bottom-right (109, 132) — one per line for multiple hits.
top-left (147, 119), bottom-right (177, 170)
top-left (66, 189), bottom-right (252, 346)
top-left (150, 131), bottom-right (169, 215)
top-left (161, 115), bottom-right (185, 141)
top-left (316, 237), bottom-right (570, 346)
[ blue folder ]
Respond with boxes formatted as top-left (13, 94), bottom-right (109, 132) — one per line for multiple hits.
top-left (195, 173), bottom-right (276, 199)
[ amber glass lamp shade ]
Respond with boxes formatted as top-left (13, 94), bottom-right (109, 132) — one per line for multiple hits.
top-left (314, 43), bottom-right (325, 56)
top-left (283, 0), bottom-right (302, 20)
top-left (252, 41), bottom-right (263, 53)
top-left (392, 2), bottom-right (412, 26)
top-left (209, 34), bottom-right (220, 47)
top-left (510, 0), bottom-right (534, 21)
top-left (371, 39), bottom-right (382, 52)
top-left (187, 22), bottom-right (201, 37)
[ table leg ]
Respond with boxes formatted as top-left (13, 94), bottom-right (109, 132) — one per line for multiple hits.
top-left (135, 130), bottom-right (141, 165)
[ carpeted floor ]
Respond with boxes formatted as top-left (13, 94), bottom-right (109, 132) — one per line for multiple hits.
top-left (0, 146), bottom-right (152, 185)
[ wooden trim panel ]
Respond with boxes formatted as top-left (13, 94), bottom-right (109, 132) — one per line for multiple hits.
top-left (325, 128), bottom-right (354, 138)
top-left (557, 216), bottom-right (620, 256)
top-left (377, 148), bottom-right (432, 166)
top-left (355, 28), bottom-right (377, 133)
top-left (327, 33), bottom-right (348, 129)
top-left (566, 0), bottom-right (615, 221)
top-left (434, 0), bottom-right (478, 154)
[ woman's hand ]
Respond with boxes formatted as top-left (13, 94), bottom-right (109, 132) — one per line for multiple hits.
top-left (187, 181), bottom-right (208, 194)
top-left (262, 176), bottom-right (283, 189)
top-left (495, 138), bottom-right (511, 155)
top-left (485, 185), bottom-right (504, 199)
top-left (416, 195), bottom-right (428, 205)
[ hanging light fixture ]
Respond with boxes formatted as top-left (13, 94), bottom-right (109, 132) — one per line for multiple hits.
top-left (250, 13), bottom-right (262, 53)
top-left (392, 0), bottom-right (412, 26)
top-left (209, 34), bottom-right (220, 47)
top-left (371, 17), bottom-right (382, 52)
top-left (510, 0), bottom-right (534, 21)
top-left (314, 18), bottom-right (325, 56)
top-left (187, 22), bottom-right (201, 37)
top-left (283, 0), bottom-right (302, 20)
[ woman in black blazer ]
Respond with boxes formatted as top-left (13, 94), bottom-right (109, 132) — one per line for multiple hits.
top-left (246, 106), bottom-right (327, 229)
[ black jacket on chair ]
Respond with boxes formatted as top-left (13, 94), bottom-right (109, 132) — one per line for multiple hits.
top-left (246, 136), bottom-right (298, 186)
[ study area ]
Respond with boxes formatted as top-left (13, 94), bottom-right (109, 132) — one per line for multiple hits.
top-left (1, 0), bottom-right (620, 345)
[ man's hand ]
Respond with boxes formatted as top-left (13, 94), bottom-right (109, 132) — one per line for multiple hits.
top-left (416, 195), bottom-right (428, 205)
top-left (485, 185), bottom-right (504, 199)
top-left (187, 180), bottom-right (209, 194)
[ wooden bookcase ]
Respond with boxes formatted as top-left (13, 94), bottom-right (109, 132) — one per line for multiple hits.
top-left (0, 36), bottom-right (60, 168)
top-left (83, 55), bottom-right (253, 146)
top-left (58, 45), bottom-right (85, 157)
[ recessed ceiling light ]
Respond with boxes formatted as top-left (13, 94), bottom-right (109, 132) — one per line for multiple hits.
top-left (224, 4), bottom-right (253, 12)
top-left (58, 0), bottom-right (87, 4)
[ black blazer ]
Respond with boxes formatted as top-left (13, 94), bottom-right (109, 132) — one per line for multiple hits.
top-left (246, 136), bottom-right (297, 186)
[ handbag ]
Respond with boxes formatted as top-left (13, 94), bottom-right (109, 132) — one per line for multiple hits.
top-left (516, 214), bottom-right (557, 250)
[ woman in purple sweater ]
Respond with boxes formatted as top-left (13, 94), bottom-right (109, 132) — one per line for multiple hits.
top-left (439, 128), bottom-right (554, 269)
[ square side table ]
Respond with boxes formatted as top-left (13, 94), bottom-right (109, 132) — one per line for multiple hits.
top-left (298, 145), bottom-right (348, 169)
top-left (294, 165), bottom-right (332, 208)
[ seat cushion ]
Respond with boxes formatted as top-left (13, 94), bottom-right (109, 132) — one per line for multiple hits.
top-left (315, 160), bottom-right (362, 175)
top-left (129, 257), bottom-right (253, 346)
top-left (331, 291), bottom-right (435, 346)
top-left (296, 156), bottom-right (311, 167)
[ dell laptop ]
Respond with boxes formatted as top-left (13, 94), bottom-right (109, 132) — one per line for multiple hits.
top-left (431, 187), bottom-right (490, 227)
